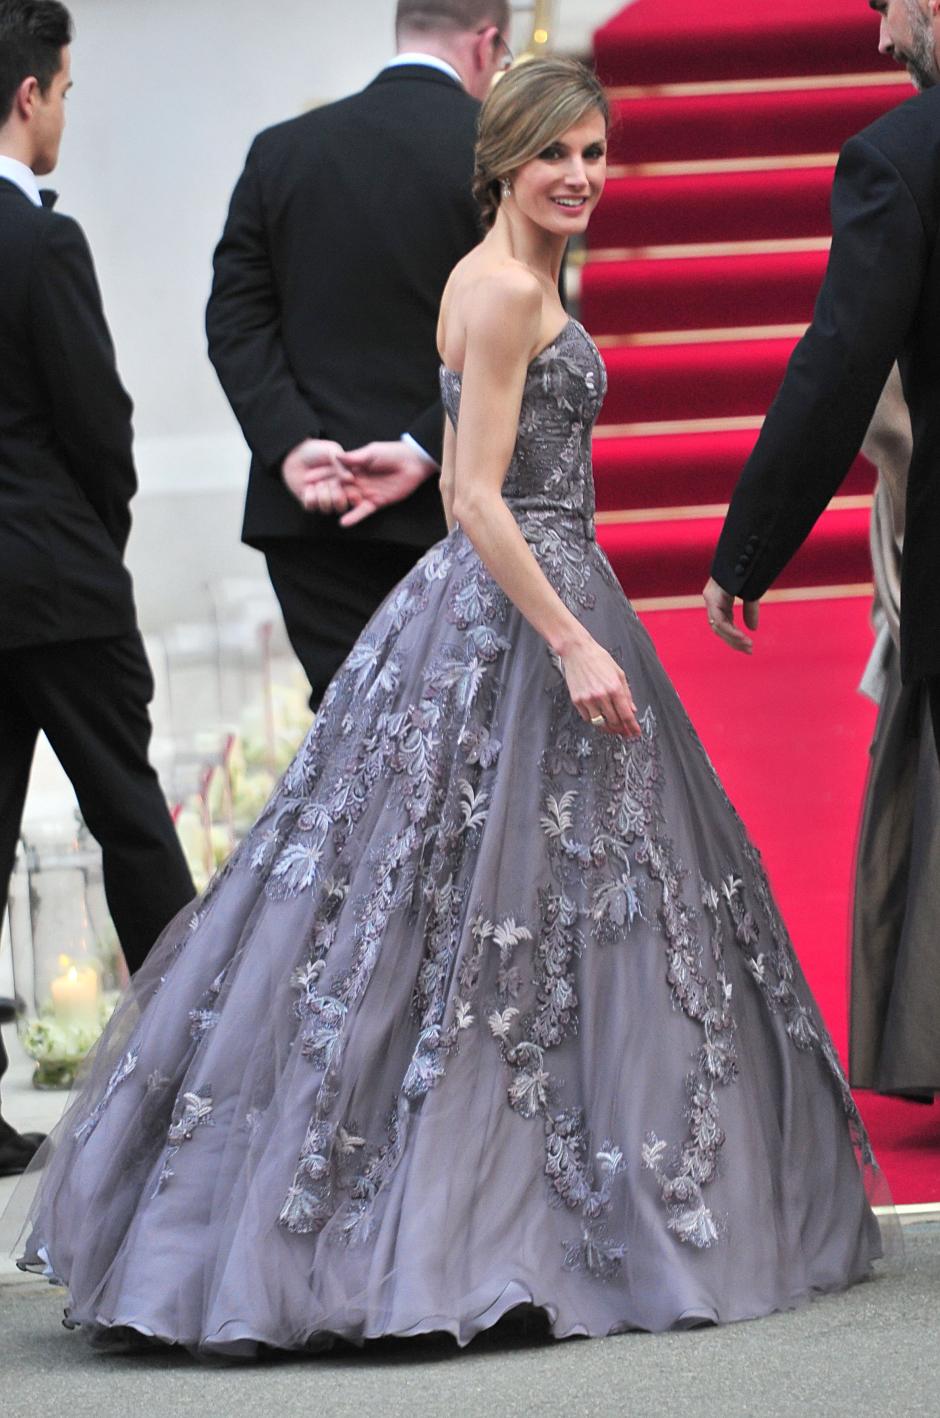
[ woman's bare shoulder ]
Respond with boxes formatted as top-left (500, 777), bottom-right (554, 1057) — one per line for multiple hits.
top-left (440, 258), bottom-right (543, 369)
top-left (472, 259), bottom-right (542, 313)
top-left (463, 261), bottom-right (542, 353)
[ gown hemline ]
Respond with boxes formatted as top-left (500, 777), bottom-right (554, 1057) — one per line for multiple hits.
top-left (20, 1257), bottom-right (878, 1355)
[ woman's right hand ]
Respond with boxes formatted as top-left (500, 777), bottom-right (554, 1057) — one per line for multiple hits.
top-left (561, 635), bottom-right (641, 738)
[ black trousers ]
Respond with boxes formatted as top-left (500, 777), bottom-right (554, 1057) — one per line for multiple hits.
top-left (0, 633), bottom-right (195, 1106)
top-left (263, 536), bottom-right (423, 708)
top-left (0, 1035), bottom-right (10, 1113)
top-left (0, 633), bottom-right (195, 977)
top-left (929, 677), bottom-right (940, 769)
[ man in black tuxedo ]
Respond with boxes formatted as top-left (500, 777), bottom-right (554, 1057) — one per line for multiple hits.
top-left (0, 1), bottom-right (195, 1173)
top-left (207, 0), bottom-right (511, 708)
top-left (704, 0), bottom-right (940, 764)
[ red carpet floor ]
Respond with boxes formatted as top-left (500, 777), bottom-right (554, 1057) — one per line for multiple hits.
top-left (587, 2), bottom-right (938, 1203)
top-left (645, 596), bottom-right (940, 1205)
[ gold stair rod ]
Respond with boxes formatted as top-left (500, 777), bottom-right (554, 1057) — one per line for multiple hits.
top-left (514, 0), bottom-right (554, 59)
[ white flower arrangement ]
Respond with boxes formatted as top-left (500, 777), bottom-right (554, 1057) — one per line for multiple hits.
top-left (20, 990), bottom-right (121, 1089)
top-left (173, 673), bottom-right (312, 887)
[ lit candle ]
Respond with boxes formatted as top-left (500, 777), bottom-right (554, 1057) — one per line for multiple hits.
top-left (50, 955), bottom-right (100, 1018)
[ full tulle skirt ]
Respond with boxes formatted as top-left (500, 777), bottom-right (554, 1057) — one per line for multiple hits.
top-left (16, 528), bottom-right (883, 1353)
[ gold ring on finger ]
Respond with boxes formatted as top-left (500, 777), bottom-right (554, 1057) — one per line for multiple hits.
top-left (590, 714), bottom-right (606, 726)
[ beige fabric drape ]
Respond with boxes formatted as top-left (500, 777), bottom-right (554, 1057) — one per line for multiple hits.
top-left (850, 365), bottom-right (939, 1096)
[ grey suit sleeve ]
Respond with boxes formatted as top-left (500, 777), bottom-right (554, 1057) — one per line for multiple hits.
top-left (206, 138), bottom-right (324, 473)
top-left (712, 136), bottom-right (927, 598)
top-left (29, 214), bottom-right (137, 554)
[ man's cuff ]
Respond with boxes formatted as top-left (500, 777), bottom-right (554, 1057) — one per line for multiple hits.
top-left (401, 433), bottom-right (438, 469)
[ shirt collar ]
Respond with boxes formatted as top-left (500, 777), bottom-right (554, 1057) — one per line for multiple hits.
top-left (381, 53), bottom-right (462, 88)
top-left (0, 155), bottom-right (42, 206)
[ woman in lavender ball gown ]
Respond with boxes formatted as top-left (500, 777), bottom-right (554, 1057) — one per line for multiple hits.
top-left (16, 59), bottom-right (883, 1353)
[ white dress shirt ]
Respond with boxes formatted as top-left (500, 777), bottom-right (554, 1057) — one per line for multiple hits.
top-left (382, 52), bottom-right (462, 87)
top-left (0, 154), bottom-right (42, 206)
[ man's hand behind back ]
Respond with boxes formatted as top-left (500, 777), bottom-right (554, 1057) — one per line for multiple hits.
top-left (281, 437), bottom-right (355, 515)
top-left (282, 438), bottom-right (437, 525)
top-left (335, 441), bottom-right (437, 527)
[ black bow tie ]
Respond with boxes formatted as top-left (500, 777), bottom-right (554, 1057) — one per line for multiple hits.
top-left (39, 189), bottom-right (58, 209)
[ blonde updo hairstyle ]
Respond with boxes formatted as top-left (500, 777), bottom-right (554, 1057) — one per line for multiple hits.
top-left (474, 57), bottom-right (610, 231)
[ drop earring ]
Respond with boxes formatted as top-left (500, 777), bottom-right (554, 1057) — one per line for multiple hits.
top-left (500, 178), bottom-right (512, 200)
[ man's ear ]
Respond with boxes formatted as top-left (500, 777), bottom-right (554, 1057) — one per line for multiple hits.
top-left (471, 25), bottom-right (494, 74)
top-left (14, 75), bottom-right (41, 123)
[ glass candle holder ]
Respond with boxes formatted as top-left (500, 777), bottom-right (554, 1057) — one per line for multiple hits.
top-left (7, 820), bottom-right (123, 1089)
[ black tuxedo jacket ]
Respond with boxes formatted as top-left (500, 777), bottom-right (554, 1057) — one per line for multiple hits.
top-left (713, 85), bottom-right (940, 684)
top-left (0, 179), bottom-right (137, 650)
top-left (206, 64), bottom-right (481, 551)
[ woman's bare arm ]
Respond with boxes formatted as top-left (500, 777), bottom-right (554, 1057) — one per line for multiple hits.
top-left (440, 417), bottom-right (457, 532)
top-left (452, 271), bottom-right (639, 737)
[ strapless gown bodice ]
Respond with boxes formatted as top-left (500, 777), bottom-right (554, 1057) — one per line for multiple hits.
top-left (440, 317), bottom-right (603, 540)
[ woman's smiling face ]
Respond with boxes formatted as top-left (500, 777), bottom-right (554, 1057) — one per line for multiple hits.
top-left (507, 111), bottom-right (608, 238)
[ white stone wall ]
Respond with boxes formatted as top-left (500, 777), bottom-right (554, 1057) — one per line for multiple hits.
top-left (48, 2), bottom-right (617, 630)
top-left (56, 1), bottom-right (399, 628)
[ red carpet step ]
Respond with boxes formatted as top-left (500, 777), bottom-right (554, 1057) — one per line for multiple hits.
top-left (581, 248), bottom-right (829, 336)
top-left (607, 82), bottom-right (908, 165)
top-left (587, 1), bottom-right (896, 601)
top-left (590, 167), bottom-right (836, 250)
top-left (596, 0), bottom-right (894, 85)
top-left (595, 336), bottom-right (799, 425)
top-left (592, 429), bottom-right (874, 512)
top-left (598, 505), bottom-right (873, 601)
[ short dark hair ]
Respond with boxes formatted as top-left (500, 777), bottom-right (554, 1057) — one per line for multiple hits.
top-left (0, 1), bottom-right (72, 127)
top-left (396, 0), bottom-right (511, 39)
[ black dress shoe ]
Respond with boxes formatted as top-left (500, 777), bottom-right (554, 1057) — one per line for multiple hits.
top-left (0, 1124), bottom-right (47, 1177)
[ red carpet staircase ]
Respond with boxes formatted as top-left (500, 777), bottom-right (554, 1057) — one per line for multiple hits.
top-left (584, 3), bottom-right (940, 1205)
top-left (586, 0), bottom-right (911, 603)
